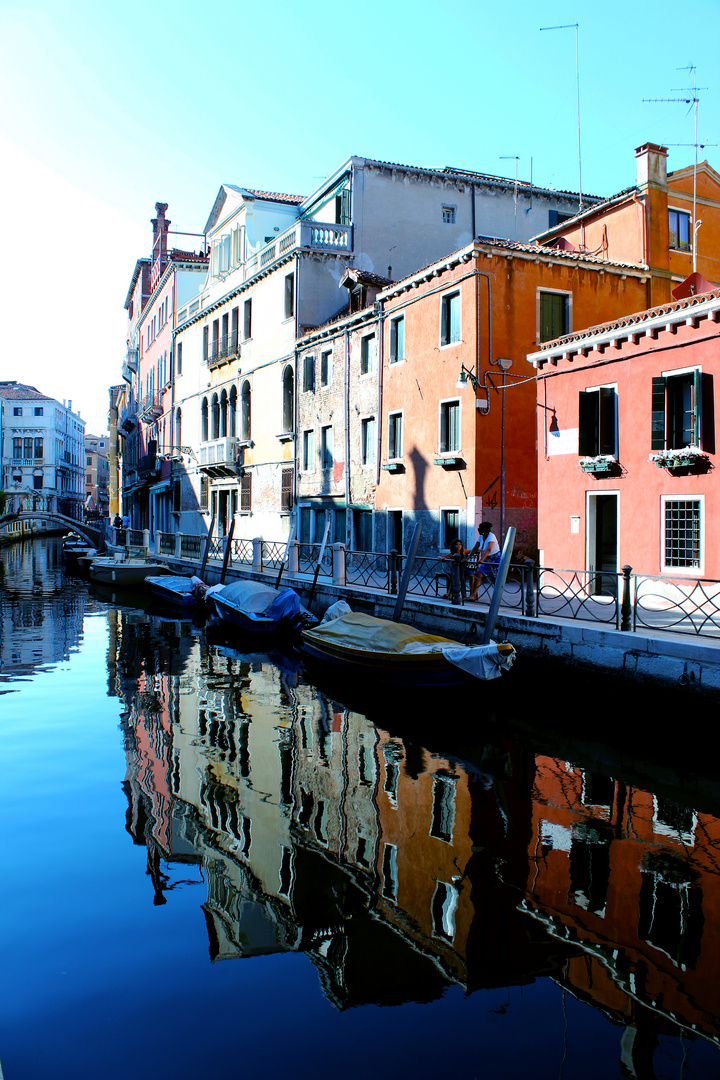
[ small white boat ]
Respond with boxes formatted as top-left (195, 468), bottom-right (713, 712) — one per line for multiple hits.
top-left (89, 556), bottom-right (173, 587)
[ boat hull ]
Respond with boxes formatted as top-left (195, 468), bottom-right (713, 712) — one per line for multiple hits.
top-left (89, 560), bottom-right (173, 587)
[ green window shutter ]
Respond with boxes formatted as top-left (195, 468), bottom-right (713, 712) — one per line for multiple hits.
top-left (578, 391), bottom-right (598, 456)
top-left (598, 387), bottom-right (617, 455)
top-left (701, 373), bottom-right (715, 453)
top-left (651, 377), bottom-right (667, 450)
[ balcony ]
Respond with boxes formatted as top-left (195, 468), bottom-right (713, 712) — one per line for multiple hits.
top-left (139, 392), bottom-right (163, 423)
top-left (207, 333), bottom-right (241, 370)
top-left (246, 220), bottom-right (353, 276)
top-left (126, 346), bottom-right (138, 373)
top-left (198, 437), bottom-right (243, 478)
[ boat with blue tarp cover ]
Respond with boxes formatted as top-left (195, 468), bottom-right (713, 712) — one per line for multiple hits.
top-left (209, 579), bottom-right (314, 635)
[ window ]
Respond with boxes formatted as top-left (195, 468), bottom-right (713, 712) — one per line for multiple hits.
top-left (243, 298), bottom-right (252, 340)
top-left (33, 475), bottom-right (43, 490)
top-left (320, 349), bottom-right (331, 387)
top-left (176, 342), bottom-right (182, 375)
top-left (202, 326), bottom-right (209, 363)
top-left (240, 472), bottom-right (251, 512)
top-left (241, 381), bottom-right (251, 442)
top-left (382, 843), bottom-right (398, 901)
top-left (669, 209), bottom-right (691, 251)
top-left (231, 307), bottom-right (239, 350)
top-left (549, 209), bottom-right (574, 228)
top-left (86, 473), bottom-right (92, 485)
top-left (335, 187), bottom-right (351, 225)
top-left (24, 437), bottom-right (32, 459)
top-left (430, 775), bottom-right (456, 843)
top-left (652, 370), bottom-right (711, 451)
top-left (388, 411), bottom-right (403, 459)
top-left (303, 354), bottom-right (315, 393)
top-left (442, 205), bottom-right (456, 224)
top-left (281, 468), bottom-right (293, 512)
top-left (221, 312), bottom-right (229, 355)
top-left (219, 234), bottom-right (231, 273)
top-left (302, 429), bottom-right (314, 471)
top-left (201, 397), bottom-right (209, 442)
top-left (360, 334), bottom-right (376, 375)
top-left (431, 881), bottom-right (458, 941)
top-left (87, 456), bottom-right (92, 466)
top-left (12, 438), bottom-right (21, 459)
top-left (361, 417), bottom-right (376, 465)
top-left (200, 475), bottom-right (209, 510)
top-left (34, 407), bottom-right (43, 416)
top-left (578, 387), bottom-right (617, 456)
top-left (439, 400), bottom-right (460, 453)
top-left (663, 498), bottom-right (701, 570)
top-left (175, 409), bottom-right (182, 452)
top-left (282, 366), bottom-right (294, 432)
top-left (211, 393), bottom-right (220, 439)
top-left (284, 273), bottom-right (294, 319)
top-left (211, 319), bottom-right (220, 362)
top-left (440, 291), bottom-right (460, 345)
top-left (539, 291), bottom-right (570, 342)
top-left (441, 509), bottom-right (460, 548)
top-left (321, 425), bottom-right (333, 469)
top-left (389, 315), bottom-right (405, 363)
top-left (13, 407), bottom-right (21, 416)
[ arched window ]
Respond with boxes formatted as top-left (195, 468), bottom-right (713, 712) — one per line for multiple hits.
top-left (241, 380), bottom-right (251, 442)
top-left (282, 366), bottom-right (294, 433)
top-left (175, 408), bottom-right (182, 452)
top-left (220, 389), bottom-right (228, 438)
top-left (201, 398), bottom-right (209, 442)
top-left (229, 385), bottom-right (237, 437)
top-left (211, 393), bottom-right (220, 440)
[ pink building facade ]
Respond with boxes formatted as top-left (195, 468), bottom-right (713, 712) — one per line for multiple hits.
top-left (528, 286), bottom-right (720, 583)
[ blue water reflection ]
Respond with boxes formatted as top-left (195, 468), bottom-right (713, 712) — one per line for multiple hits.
top-left (0, 537), bottom-right (718, 1079)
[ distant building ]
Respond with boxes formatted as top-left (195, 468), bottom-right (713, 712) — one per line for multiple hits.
top-left (0, 382), bottom-right (85, 519)
top-left (84, 433), bottom-right (110, 516)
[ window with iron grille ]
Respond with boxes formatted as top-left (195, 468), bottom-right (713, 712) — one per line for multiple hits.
top-left (281, 468), bottom-right (293, 511)
top-left (200, 475), bottom-right (208, 510)
top-left (240, 472), bottom-right (251, 512)
top-left (663, 498), bottom-right (701, 570)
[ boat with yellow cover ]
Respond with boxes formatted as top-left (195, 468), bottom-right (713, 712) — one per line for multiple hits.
top-left (302, 611), bottom-right (514, 687)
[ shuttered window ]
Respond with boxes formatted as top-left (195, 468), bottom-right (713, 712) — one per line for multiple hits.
top-left (651, 371), bottom-right (705, 450)
top-left (440, 401), bottom-right (460, 453)
top-left (578, 388), bottom-right (617, 456)
top-left (540, 292), bottom-right (570, 342)
top-left (440, 292), bottom-right (461, 345)
top-left (281, 468), bottom-right (293, 512)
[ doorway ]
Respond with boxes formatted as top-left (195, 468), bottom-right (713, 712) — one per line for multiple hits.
top-left (587, 493), bottom-right (618, 596)
top-left (388, 510), bottom-right (403, 554)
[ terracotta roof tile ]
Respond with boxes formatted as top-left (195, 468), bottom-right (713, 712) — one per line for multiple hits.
top-left (245, 189), bottom-right (305, 204)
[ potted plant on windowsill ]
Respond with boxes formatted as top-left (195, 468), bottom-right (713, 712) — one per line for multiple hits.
top-left (579, 454), bottom-right (616, 475)
top-left (649, 446), bottom-right (707, 469)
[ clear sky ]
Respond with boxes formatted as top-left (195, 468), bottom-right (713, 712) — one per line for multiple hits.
top-left (1, 0), bottom-right (718, 433)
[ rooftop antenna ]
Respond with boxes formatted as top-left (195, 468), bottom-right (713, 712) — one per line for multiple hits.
top-left (540, 23), bottom-right (582, 211)
top-left (500, 156), bottom-right (519, 239)
top-left (644, 65), bottom-right (712, 272)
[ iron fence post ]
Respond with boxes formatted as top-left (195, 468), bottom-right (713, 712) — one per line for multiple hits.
top-left (390, 549), bottom-right (398, 594)
top-left (525, 558), bottom-right (536, 617)
top-left (451, 553), bottom-right (462, 605)
top-left (621, 564), bottom-right (632, 631)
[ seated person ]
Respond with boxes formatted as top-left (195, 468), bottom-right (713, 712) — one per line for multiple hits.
top-left (440, 537), bottom-right (471, 599)
top-left (468, 522), bottom-right (500, 600)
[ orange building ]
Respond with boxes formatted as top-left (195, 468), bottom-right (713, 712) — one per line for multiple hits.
top-left (525, 756), bottom-right (720, 1051)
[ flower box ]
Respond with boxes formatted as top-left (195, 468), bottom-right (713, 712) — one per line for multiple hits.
top-left (649, 447), bottom-right (707, 469)
top-left (579, 455), bottom-right (616, 474)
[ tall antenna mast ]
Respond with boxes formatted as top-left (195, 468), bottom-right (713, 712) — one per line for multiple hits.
top-left (540, 23), bottom-right (582, 211)
top-left (500, 156), bottom-right (519, 240)
top-left (644, 65), bottom-right (710, 272)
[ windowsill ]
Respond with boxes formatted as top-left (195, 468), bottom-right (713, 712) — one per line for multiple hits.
top-left (382, 461), bottom-right (405, 473)
top-left (439, 341), bottom-right (461, 350)
top-left (434, 455), bottom-right (465, 469)
top-left (388, 358), bottom-right (405, 366)
top-left (238, 439), bottom-right (254, 449)
top-left (277, 431), bottom-right (295, 442)
top-left (669, 246), bottom-right (692, 254)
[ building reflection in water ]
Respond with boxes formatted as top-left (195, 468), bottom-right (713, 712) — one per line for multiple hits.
top-left (112, 609), bottom-right (720, 1071)
top-left (0, 538), bottom-right (88, 680)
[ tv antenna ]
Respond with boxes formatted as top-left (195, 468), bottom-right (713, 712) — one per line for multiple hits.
top-left (540, 23), bottom-right (582, 211)
top-left (500, 156), bottom-right (519, 240)
top-left (644, 65), bottom-right (713, 272)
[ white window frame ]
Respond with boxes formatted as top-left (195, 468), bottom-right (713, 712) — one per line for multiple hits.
top-left (439, 289), bottom-right (461, 348)
top-left (442, 205), bottom-right (456, 224)
top-left (387, 409), bottom-right (403, 461)
top-left (301, 429), bottom-right (315, 472)
top-left (660, 494), bottom-right (704, 576)
top-left (360, 333), bottom-right (376, 376)
top-left (389, 314), bottom-right (405, 364)
top-left (438, 398), bottom-right (461, 454)
top-left (320, 348), bottom-right (332, 387)
top-left (439, 506), bottom-right (461, 549)
top-left (668, 206), bottom-right (692, 252)
top-left (537, 287), bottom-right (573, 343)
top-left (360, 415), bottom-right (376, 466)
top-left (320, 424), bottom-right (333, 470)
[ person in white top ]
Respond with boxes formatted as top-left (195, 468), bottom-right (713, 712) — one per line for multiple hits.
top-left (468, 522), bottom-right (500, 600)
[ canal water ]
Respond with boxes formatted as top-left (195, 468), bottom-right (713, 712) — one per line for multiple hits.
top-left (1, 537), bottom-right (719, 1080)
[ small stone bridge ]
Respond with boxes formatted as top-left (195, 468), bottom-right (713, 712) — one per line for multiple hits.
top-left (0, 508), bottom-right (104, 548)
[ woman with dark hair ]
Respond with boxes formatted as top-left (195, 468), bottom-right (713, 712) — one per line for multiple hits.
top-left (440, 537), bottom-right (470, 599)
top-left (468, 522), bottom-right (500, 601)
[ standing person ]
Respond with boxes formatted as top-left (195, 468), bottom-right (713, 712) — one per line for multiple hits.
top-left (468, 522), bottom-right (500, 601)
top-left (121, 511), bottom-right (130, 530)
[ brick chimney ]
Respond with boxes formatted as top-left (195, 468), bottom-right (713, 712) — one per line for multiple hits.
top-left (151, 202), bottom-right (171, 289)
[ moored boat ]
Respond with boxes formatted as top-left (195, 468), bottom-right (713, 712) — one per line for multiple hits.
top-left (145, 574), bottom-right (206, 611)
top-left (301, 611), bottom-right (515, 686)
top-left (89, 556), bottom-right (173, 587)
top-left (209, 579), bottom-right (314, 636)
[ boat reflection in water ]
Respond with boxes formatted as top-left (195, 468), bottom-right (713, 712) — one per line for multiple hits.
top-left (112, 608), bottom-right (720, 1074)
